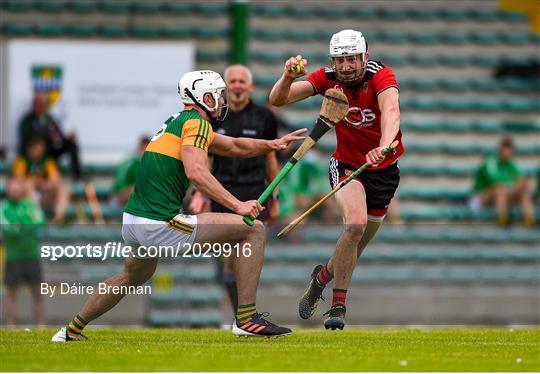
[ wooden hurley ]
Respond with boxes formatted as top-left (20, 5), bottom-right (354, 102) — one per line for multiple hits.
top-left (243, 89), bottom-right (349, 225)
top-left (277, 140), bottom-right (400, 237)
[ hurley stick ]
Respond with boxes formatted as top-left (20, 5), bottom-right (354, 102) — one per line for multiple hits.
top-left (243, 89), bottom-right (349, 226)
top-left (277, 140), bottom-right (400, 238)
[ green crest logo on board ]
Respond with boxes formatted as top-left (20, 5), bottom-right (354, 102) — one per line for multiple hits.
top-left (31, 65), bottom-right (63, 107)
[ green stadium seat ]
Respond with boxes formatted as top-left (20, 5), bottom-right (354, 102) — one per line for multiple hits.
top-left (437, 8), bottom-right (468, 21)
top-left (411, 78), bottom-right (438, 91)
top-left (407, 8), bottom-right (437, 20)
top-left (439, 55), bottom-right (469, 67)
top-left (193, 26), bottom-right (225, 39)
top-left (287, 5), bottom-right (315, 18)
top-left (37, 24), bottom-right (66, 37)
top-left (252, 4), bottom-right (284, 17)
top-left (287, 30), bottom-right (316, 42)
top-left (503, 121), bottom-right (540, 133)
top-left (379, 30), bottom-right (408, 43)
top-left (411, 31), bottom-right (438, 44)
top-left (469, 8), bottom-right (500, 22)
top-left (500, 32), bottom-right (531, 45)
top-left (38, 0), bottom-right (67, 13)
top-left (473, 120), bottom-right (502, 132)
top-left (377, 54), bottom-right (407, 66)
top-left (472, 32), bottom-right (499, 45)
top-left (130, 25), bottom-right (162, 38)
top-left (399, 187), bottom-right (468, 200)
top-left (470, 78), bottom-right (499, 92)
top-left (501, 11), bottom-right (528, 22)
top-left (251, 29), bottom-right (286, 41)
top-left (133, 2), bottom-right (161, 14)
top-left (3, 22), bottom-right (35, 36)
top-left (100, 1), bottom-right (130, 13)
top-left (315, 7), bottom-right (348, 18)
top-left (440, 32), bottom-right (469, 45)
top-left (100, 25), bottom-right (128, 38)
top-left (410, 54), bottom-right (437, 66)
top-left (194, 3), bottom-right (226, 16)
top-left (162, 2), bottom-right (192, 14)
top-left (68, 24), bottom-right (97, 37)
top-left (250, 51), bottom-right (283, 64)
top-left (500, 78), bottom-right (537, 91)
top-left (70, 1), bottom-right (98, 13)
top-left (379, 7), bottom-right (407, 20)
top-left (441, 99), bottom-right (471, 111)
top-left (151, 288), bottom-right (221, 305)
top-left (439, 78), bottom-right (469, 91)
top-left (350, 7), bottom-right (377, 19)
top-left (504, 55), bottom-right (533, 66)
top-left (504, 98), bottom-right (534, 112)
top-left (163, 26), bottom-right (191, 39)
top-left (6, 0), bottom-right (36, 12)
top-left (149, 310), bottom-right (221, 327)
top-left (470, 55), bottom-right (500, 67)
top-left (474, 98), bottom-right (503, 112)
top-left (197, 50), bottom-right (226, 63)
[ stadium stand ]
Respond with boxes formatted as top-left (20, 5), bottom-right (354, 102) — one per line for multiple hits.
top-left (1, 0), bottom-right (538, 326)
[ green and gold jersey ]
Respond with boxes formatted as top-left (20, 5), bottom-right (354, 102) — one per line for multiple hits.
top-left (124, 107), bottom-right (215, 221)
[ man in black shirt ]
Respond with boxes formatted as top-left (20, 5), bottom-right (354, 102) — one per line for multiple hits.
top-left (189, 64), bottom-right (281, 314)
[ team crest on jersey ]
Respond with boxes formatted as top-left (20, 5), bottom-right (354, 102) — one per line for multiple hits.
top-left (362, 82), bottom-right (368, 93)
top-left (31, 65), bottom-right (63, 108)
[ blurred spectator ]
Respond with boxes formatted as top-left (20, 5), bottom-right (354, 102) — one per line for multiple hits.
top-left (12, 136), bottom-right (69, 224)
top-left (470, 137), bottom-right (535, 225)
top-left (1, 177), bottom-right (45, 327)
top-left (111, 136), bottom-right (151, 208)
top-left (19, 92), bottom-right (81, 180)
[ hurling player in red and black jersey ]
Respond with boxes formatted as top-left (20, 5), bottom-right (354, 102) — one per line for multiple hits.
top-left (270, 29), bottom-right (404, 330)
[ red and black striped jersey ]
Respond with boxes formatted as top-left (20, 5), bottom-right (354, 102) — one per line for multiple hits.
top-left (307, 60), bottom-right (404, 170)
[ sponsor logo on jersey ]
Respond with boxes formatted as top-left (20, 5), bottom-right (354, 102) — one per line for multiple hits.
top-left (344, 107), bottom-right (376, 128)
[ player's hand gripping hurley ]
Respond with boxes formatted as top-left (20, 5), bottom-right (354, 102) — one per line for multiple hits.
top-left (277, 140), bottom-right (400, 238)
top-left (243, 89), bottom-right (349, 225)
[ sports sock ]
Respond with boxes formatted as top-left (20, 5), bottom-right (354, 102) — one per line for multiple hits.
top-left (316, 264), bottom-right (333, 286)
top-left (236, 303), bottom-right (256, 324)
top-left (223, 273), bottom-right (238, 313)
top-left (66, 314), bottom-right (87, 338)
top-left (332, 288), bottom-right (347, 308)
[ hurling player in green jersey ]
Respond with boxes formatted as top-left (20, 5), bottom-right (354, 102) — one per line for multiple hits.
top-left (53, 71), bottom-right (306, 341)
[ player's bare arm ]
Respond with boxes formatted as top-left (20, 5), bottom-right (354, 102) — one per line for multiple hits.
top-left (366, 87), bottom-right (400, 166)
top-left (269, 55), bottom-right (314, 106)
top-left (209, 128), bottom-right (307, 158)
top-left (182, 145), bottom-right (263, 219)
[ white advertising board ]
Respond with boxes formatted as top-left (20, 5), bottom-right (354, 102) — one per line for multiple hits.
top-left (5, 39), bottom-right (194, 153)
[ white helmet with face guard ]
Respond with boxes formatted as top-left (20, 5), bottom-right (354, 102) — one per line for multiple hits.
top-left (178, 70), bottom-right (228, 122)
top-left (329, 29), bottom-right (368, 84)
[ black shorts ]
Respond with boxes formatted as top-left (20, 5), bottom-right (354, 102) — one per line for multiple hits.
top-left (328, 157), bottom-right (400, 221)
top-left (4, 260), bottom-right (42, 286)
top-left (211, 182), bottom-right (269, 222)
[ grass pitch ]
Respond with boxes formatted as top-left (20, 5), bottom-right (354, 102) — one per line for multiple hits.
top-left (1, 327), bottom-right (538, 371)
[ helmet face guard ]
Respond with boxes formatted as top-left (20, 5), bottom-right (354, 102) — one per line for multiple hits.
top-left (183, 86), bottom-right (228, 125)
top-left (328, 29), bottom-right (368, 85)
top-left (330, 53), bottom-right (368, 85)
